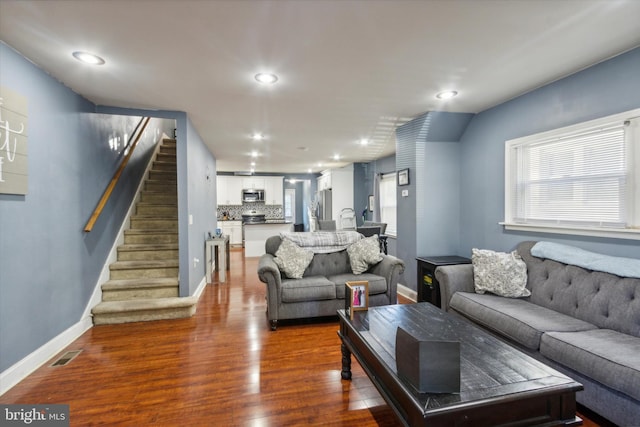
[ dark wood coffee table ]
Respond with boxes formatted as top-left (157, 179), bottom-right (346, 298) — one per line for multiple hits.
top-left (338, 303), bottom-right (583, 427)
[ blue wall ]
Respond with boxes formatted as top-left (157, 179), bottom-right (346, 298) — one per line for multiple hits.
top-left (0, 43), bottom-right (170, 372)
top-left (458, 47), bottom-right (640, 259)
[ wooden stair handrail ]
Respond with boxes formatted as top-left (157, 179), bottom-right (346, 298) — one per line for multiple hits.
top-left (84, 117), bottom-right (151, 232)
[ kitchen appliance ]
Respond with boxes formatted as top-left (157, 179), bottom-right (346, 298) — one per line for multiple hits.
top-left (242, 189), bottom-right (265, 203)
top-left (242, 210), bottom-right (266, 224)
top-left (317, 189), bottom-right (332, 220)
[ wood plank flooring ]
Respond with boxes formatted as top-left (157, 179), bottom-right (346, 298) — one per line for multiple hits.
top-left (1, 248), bottom-right (608, 426)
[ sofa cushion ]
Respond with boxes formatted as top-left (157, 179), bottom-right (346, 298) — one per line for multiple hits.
top-left (472, 248), bottom-right (530, 298)
top-left (273, 239), bottom-right (314, 279)
top-left (541, 329), bottom-right (640, 402)
top-left (281, 276), bottom-right (336, 303)
top-left (347, 235), bottom-right (383, 274)
top-left (450, 292), bottom-right (597, 350)
top-left (330, 273), bottom-right (387, 298)
top-left (305, 250), bottom-right (352, 277)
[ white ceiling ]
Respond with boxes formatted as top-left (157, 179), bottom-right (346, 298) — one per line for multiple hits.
top-left (1, 0), bottom-right (639, 174)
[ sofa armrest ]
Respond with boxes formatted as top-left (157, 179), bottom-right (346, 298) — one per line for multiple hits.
top-left (435, 264), bottom-right (474, 312)
top-left (369, 254), bottom-right (405, 304)
top-left (258, 254), bottom-right (283, 322)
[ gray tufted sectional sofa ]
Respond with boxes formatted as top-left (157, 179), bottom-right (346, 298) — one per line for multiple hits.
top-left (436, 241), bottom-right (640, 426)
top-left (257, 235), bottom-right (405, 331)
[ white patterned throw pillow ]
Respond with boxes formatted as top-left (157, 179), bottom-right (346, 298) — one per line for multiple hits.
top-left (273, 238), bottom-right (314, 279)
top-left (347, 235), bottom-right (383, 274)
top-left (472, 248), bottom-right (530, 298)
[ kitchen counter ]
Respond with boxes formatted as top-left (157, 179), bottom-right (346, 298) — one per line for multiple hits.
top-left (244, 222), bottom-right (293, 257)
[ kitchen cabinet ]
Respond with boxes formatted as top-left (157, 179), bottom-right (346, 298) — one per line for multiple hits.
top-left (220, 220), bottom-right (242, 245)
top-left (264, 176), bottom-right (284, 205)
top-left (242, 177), bottom-right (265, 190)
top-left (216, 176), bottom-right (242, 205)
top-left (317, 173), bottom-right (331, 191)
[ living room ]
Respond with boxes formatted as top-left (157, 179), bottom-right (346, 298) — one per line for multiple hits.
top-left (1, 1), bottom-right (640, 425)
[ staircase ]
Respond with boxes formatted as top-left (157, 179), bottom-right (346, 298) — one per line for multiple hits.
top-left (92, 139), bottom-right (197, 325)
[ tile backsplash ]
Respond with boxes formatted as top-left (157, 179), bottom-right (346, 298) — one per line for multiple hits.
top-left (218, 203), bottom-right (283, 220)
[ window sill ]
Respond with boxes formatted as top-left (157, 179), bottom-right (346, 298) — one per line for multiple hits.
top-left (500, 222), bottom-right (640, 241)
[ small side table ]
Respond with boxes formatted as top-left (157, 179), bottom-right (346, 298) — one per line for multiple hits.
top-left (416, 256), bottom-right (471, 308)
top-left (206, 235), bottom-right (230, 283)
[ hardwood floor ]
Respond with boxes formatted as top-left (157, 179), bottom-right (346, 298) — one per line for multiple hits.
top-left (1, 248), bottom-right (607, 426)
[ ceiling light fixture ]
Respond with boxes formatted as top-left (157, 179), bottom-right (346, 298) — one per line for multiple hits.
top-left (72, 51), bottom-right (105, 65)
top-left (360, 138), bottom-right (369, 146)
top-left (436, 90), bottom-right (458, 100)
top-left (255, 73), bottom-right (278, 84)
top-left (250, 151), bottom-right (258, 158)
top-left (333, 154), bottom-right (340, 161)
top-left (251, 133), bottom-right (264, 141)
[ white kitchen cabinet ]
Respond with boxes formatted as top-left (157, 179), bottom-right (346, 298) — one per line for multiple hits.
top-left (216, 175), bottom-right (242, 205)
top-left (242, 177), bottom-right (265, 190)
top-left (264, 176), bottom-right (284, 205)
top-left (317, 172), bottom-right (332, 190)
top-left (220, 220), bottom-right (242, 245)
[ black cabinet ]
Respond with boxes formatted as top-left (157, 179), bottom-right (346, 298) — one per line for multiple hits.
top-left (416, 256), bottom-right (471, 308)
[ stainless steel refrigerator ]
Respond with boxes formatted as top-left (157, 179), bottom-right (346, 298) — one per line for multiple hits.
top-left (317, 189), bottom-right (332, 220)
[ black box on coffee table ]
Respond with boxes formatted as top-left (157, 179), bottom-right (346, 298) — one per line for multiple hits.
top-left (395, 326), bottom-right (460, 394)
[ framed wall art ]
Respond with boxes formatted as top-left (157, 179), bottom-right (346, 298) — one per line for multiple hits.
top-left (397, 168), bottom-right (410, 186)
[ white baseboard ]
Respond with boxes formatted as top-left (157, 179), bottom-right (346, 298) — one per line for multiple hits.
top-left (0, 316), bottom-right (93, 396)
top-left (397, 283), bottom-right (417, 302)
top-left (192, 276), bottom-right (208, 300)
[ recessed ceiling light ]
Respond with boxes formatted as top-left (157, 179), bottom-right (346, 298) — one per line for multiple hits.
top-left (255, 73), bottom-right (278, 84)
top-left (250, 151), bottom-right (258, 158)
top-left (333, 154), bottom-right (340, 161)
top-left (251, 133), bottom-right (264, 141)
top-left (250, 162), bottom-right (256, 167)
top-left (436, 90), bottom-right (458, 100)
top-left (307, 168), bottom-right (312, 173)
top-left (360, 138), bottom-right (369, 146)
top-left (72, 51), bottom-right (105, 65)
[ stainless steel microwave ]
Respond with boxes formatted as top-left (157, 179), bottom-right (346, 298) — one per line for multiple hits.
top-left (242, 189), bottom-right (265, 203)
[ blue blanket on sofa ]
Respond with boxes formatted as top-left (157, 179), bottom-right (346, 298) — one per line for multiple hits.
top-left (531, 241), bottom-right (640, 279)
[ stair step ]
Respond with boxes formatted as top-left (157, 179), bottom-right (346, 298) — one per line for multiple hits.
top-left (152, 161), bottom-right (176, 171)
top-left (136, 203), bottom-right (178, 216)
top-left (124, 230), bottom-right (179, 244)
top-left (140, 192), bottom-right (177, 204)
top-left (101, 278), bottom-right (179, 301)
top-left (149, 170), bottom-right (177, 181)
top-left (92, 297), bottom-right (197, 325)
top-left (117, 243), bottom-right (179, 261)
top-left (129, 217), bottom-right (178, 231)
top-left (109, 260), bottom-right (179, 279)
top-left (144, 181), bottom-right (176, 193)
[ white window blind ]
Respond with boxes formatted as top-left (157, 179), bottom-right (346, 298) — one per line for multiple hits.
top-left (379, 173), bottom-right (397, 235)
top-left (504, 109), bottom-right (640, 239)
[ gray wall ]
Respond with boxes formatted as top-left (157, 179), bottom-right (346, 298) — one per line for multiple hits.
top-left (0, 43), bottom-right (171, 371)
top-left (458, 47), bottom-right (640, 259)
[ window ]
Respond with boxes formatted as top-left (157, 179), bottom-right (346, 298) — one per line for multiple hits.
top-left (504, 109), bottom-right (640, 240)
top-left (379, 172), bottom-right (397, 236)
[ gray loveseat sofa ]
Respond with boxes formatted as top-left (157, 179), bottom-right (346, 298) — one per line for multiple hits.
top-left (257, 234), bottom-right (405, 330)
top-left (436, 241), bottom-right (640, 426)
